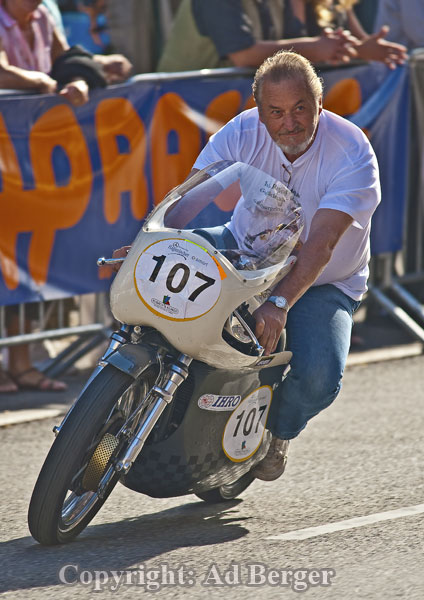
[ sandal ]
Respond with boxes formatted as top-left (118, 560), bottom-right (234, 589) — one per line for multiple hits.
top-left (0, 367), bottom-right (18, 393)
top-left (12, 367), bottom-right (68, 392)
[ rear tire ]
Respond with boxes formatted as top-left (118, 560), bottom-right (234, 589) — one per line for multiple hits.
top-left (28, 366), bottom-right (136, 545)
top-left (195, 471), bottom-right (254, 503)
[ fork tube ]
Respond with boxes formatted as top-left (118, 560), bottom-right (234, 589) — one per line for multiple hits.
top-left (115, 354), bottom-right (192, 473)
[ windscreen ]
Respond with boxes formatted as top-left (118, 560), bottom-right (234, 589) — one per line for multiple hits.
top-left (162, 161), bottom-right (304, 270)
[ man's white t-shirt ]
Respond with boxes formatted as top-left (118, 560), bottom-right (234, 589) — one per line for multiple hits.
top-left (193, 108), bottom-right (381, 300)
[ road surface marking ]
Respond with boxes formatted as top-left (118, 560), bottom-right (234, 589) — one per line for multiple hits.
top-left (266, 504), bottom-right (424, 541)
top-left (0, 408), bottom-right (63, 427)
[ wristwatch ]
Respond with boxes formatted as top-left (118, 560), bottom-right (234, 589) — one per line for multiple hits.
top-left (267, 295), bottom-right (290, 312)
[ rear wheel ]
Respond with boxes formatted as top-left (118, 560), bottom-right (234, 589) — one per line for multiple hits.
top-left (195, 471), bottom-right (254, 503)
top-left (28, 365), bottom-right (151, 545)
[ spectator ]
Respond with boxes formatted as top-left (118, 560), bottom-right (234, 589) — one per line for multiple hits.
top-left (0, 0), bottom-right (132, 106)
top-left (157, 0), bottom-right (358, 72)
top-left (0, 0), bottom-right (130, 392)
top-left (0, 306), bottom-right (67, 392)
top-left (374, 0), bottom-right (424, 51)
top-left (283, 0), bottom-right (407, 69)
top-left (105, 0), bottom-right (180, 74)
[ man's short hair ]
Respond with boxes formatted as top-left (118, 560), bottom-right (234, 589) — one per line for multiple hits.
top-left (252, 50), bottom-right (323, 107)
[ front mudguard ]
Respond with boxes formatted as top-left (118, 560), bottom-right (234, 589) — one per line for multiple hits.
top-left (105, 343), bottom-right (158, 379)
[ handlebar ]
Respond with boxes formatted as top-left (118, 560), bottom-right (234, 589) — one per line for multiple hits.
top-left (97, 257), bottom-right (125, 266)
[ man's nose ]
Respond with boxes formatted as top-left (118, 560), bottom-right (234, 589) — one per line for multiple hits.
top-left (281, 114), bottom-right (297, 131)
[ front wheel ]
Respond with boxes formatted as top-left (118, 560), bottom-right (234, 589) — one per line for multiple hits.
top-left (28, 366), bottom-right (141, 545)
top-left (195, 471), bottom-right (255, 503)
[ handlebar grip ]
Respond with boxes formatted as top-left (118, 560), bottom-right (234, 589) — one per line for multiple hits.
top-left (97, 257), bottom-right (125, 266)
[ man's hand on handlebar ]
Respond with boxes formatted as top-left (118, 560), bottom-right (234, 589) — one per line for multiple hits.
top-left (111, 246), bottom-right (131, 272)
top-left (253, 301), bottom-right (288, 355)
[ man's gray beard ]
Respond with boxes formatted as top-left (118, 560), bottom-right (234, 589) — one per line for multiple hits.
top-left (277, 137), bottom-right (312, 156)
top-left (276, 119), bottom-right (319, 157)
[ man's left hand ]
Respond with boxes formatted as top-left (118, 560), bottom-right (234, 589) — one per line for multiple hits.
top-left (253, 301), bottom-right (288, 355)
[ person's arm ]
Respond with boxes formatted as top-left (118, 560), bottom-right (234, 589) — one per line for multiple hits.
top-left (354, 25), bottom-right (407, 69)
top-left (228, 31), bottom-right (358, 67)
top-left (253, 208), bottom-right (353, 355)
top-left (346, 8), bottom-right (369, 40)
top-left (345, 8), bottom-right (407, 69)
top-left (51, 22), bottom-right (69, 62)
top-left (92, 53), bottom-right (133, 83)
top-left (50, 27), bottom-right (90, 105)
top-left (0, 39), bottom-right (57, 93)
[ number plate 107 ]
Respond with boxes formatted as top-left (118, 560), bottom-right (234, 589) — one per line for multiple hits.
top-left (134, 238), bottom-right (223, 321)
top-left (222, 386), bottom-right (272, 462)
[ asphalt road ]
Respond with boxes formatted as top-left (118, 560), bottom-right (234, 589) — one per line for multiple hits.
top-left (0, 355), bottom-right (423, 599)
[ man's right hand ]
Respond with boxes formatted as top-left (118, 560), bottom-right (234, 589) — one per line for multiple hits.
top-left (111, 246), bottom-right (132, 272)
top-left (30, 71), bottom-right (58, 94)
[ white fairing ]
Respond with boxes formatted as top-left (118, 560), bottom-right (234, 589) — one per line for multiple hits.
top-left (110, 161), bottom-right (304, 370)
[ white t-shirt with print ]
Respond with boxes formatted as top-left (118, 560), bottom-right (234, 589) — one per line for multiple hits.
top-left (208, 161), bottom-right (304, 264)
top-left (193, 108), bottom-right (381, 300)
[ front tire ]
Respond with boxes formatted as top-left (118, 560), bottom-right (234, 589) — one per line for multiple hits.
top-left (195, 471), bottom-right (255, 503)
top-left (28, 366), bottom-right (136, 545)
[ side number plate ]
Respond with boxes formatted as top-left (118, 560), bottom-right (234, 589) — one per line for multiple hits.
top-left (222, 386), bottom-right (272, 462)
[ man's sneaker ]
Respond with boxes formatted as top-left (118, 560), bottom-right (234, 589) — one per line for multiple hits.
top-left (252, 437), bottom-right (289, 481)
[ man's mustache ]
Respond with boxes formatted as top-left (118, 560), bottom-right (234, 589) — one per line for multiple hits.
top-left (280, 128), bottom-right (304, 135)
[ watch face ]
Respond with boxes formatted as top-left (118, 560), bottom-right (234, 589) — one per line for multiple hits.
top-left (269, 296), bottom-right (288, 310)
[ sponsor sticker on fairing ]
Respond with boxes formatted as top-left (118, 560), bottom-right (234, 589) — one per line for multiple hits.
top-left (197, 394), bottom-right (242, 411)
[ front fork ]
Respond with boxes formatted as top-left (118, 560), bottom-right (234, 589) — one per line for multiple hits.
top-left (54, 325), bottom-right (192, 487)
top-left (114, 352), bottom-right (192, 474)
top-left (52, 325), bottom-right (133, 437)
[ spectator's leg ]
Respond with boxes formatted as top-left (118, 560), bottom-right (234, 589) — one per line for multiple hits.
top-left (7, 309), bottom-right (67, 392)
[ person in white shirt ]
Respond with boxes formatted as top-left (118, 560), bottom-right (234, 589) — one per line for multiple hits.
top-left (192, 50), bottom-right (380, 481)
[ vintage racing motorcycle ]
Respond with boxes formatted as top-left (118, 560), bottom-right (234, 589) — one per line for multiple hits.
top-left (28, 160), bottom-right (304, 545)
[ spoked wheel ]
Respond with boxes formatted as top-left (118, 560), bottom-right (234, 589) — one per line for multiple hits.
top-left (28, 365), bottom-right (153, 545)
top-left (195, 471), bottom-right (255, 503)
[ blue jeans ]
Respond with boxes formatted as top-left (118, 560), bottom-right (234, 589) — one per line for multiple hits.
top-left (268, 284), bottom-right (361, 440)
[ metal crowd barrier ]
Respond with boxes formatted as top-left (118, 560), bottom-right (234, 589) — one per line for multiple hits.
top-left (0, 294), bottom-right (113, 377)
top-left (366, 50), bottom-right (424, 346)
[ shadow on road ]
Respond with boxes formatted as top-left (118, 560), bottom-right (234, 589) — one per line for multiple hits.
top-left (0, 499), bottom-right (250, 593)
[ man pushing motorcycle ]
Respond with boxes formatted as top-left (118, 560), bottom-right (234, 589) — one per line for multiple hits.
top-left (116, 50), bottom-right (380, 483)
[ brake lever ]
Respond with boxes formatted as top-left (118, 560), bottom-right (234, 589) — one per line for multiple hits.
top-left (233, 305), bottom-right (264, 356)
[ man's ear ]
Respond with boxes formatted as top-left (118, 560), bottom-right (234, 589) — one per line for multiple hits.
top-left (318, 95), bottom-right (323, 114)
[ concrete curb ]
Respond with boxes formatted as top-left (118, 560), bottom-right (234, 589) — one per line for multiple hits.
top-left (346, 342), bottom-right (423, 367)
top-left (1, 343), bottom-right (422, 426)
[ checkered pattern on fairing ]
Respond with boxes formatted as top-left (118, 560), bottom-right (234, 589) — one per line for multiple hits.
top-left (123, 432), bottom-right (271, 497)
